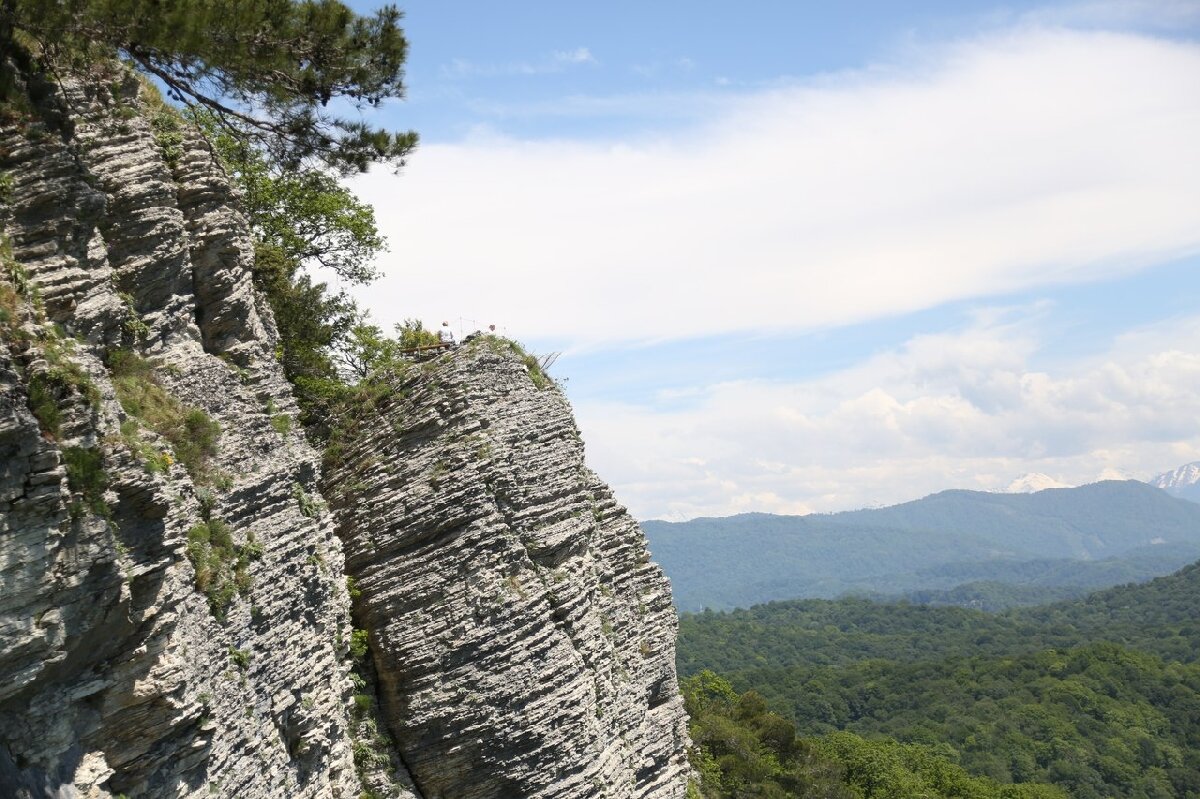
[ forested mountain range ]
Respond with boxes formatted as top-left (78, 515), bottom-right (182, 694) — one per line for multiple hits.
top-left (678, 559), bottom-right (1200, 672)
top-left (678, 561), bottom-right (1200, 797)
top-left (644, 480), bottom-right (1200, 611)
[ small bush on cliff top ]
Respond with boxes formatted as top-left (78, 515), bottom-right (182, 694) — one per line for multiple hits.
top-left (479, 336), bottom-right (555, 390)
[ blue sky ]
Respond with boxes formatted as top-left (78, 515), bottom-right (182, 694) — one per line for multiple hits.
top-left (362, 1), bottom-right (1197, 140)
top-left (341, 1), bottom-right (1200, 520)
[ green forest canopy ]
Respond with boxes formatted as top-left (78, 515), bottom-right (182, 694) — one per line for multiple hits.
top-left (681, 669), bottom-right (1068, 799)
top-left (679, 562), bottom-right (1200, 797)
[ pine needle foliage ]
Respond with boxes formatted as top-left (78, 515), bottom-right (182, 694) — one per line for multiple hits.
top-left (199, 110), bottom-right (384, 282)
top-left (0, 0), bottom-right (418, 173)
top-left (193, 109), bottom-right (389, 435)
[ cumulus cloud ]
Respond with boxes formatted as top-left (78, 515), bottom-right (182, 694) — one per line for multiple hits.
top-left (574, 314), bottom-right (1200, 520)
top-left (353, 27), bottom-right (1200, 346)
top-left (346, 22), bottom-right (1200, 521)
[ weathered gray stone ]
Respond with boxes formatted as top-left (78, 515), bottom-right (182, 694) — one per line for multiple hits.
top-left (325, 342), bottom-right (692, 799)
top-left (1, 64), bottom-right (360, 799)
top-left (2, 58), bottom-right (692, 799)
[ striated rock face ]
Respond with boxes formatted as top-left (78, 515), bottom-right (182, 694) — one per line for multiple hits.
top-left (1, 64), bottom-right (359, 797)
top-left (2, 59), bottom-right (691, 799)
top-left (325, 341), bottom-right (692, 799)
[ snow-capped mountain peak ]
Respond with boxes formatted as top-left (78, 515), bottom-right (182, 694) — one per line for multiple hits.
top-left (1005, 473), bottom-right (1072, 493)
top-left (1149, 462), bottom-right (1200, 500)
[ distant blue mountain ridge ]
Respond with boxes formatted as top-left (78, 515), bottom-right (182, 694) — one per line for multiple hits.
top-left (642, 480), bottom-right (1200, 612)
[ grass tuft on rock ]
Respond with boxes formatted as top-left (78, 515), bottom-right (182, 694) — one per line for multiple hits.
top-left (109, 349), bottom-right (221, 484)
top-left (62, 445), bottom-right (109, 519)
top-left (186, 519), bottom-right (262, 619)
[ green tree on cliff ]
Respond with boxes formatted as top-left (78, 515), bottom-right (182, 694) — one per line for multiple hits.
top-left (198, 112), bottom-right (385, 428)
top-left (0, 0), bottom-right (417, 173)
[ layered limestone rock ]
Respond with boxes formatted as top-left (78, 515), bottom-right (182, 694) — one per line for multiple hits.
top-left (2, 59), bottom-right (692, 799)
top-left (325, 341), bottom-right (692, 799)
top-left (1, 64), bottom-right (360, 797)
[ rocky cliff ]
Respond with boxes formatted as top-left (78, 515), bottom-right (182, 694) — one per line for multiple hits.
top-left (0, 62), bottom-right (690, 798)
top-left (325, 342), bottom-right (691, 799)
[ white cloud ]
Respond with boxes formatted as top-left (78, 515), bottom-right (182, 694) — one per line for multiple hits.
top-left (575, 314), bottom-right (1200, 520)
top-left (353, 27), bottom-right (1200, 347)
top-left (441, 47), bottom-right (597, 78)
top-left (347, 23), bottom-right (1200, 521)
top-left (553, 47), bottom-right (596, 65)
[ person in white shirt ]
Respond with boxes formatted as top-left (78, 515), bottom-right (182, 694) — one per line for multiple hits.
top-left (438, 321), bottom-right (455, 346)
